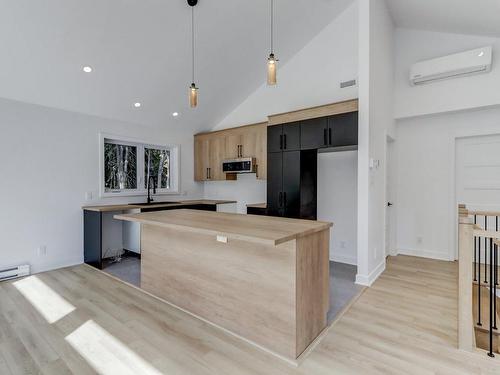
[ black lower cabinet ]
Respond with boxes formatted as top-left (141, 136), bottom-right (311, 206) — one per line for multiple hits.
top-left (247, 206), bottom-right (267, 216)
top-left (83, 203), bottom-right (218, 269)
top-left (267, 152), bottom-right (284, 217)
top-left (266, 150), bottom-right (317, 220)
top-left (84, 210), bottom-right (102, 269)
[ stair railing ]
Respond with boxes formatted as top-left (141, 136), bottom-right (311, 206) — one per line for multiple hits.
top-left (459, 205), bottom-right (500, 357)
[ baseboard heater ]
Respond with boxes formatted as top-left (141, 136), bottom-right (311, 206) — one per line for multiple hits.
top-left (0, 265), bottom-right (30, 281)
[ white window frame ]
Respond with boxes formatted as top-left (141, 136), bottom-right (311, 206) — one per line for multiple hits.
top-left (99, 133), bottom-right (180, 198)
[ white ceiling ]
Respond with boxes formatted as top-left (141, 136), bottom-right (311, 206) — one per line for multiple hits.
top-left (386, 0), bottom-right (500, 38)
top-left (0, 0), bottom-right (353, 132)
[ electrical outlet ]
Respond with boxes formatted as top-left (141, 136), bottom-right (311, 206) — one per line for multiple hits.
top-left (216, 235), bottom-right (228, 243)
top-left (85, 191), bottom-right (93, 201)
top-left (340, 241), bottom-right (346, 249)
top-left (417, 236), bottom-right (423, 244)
top-left (37, 245), bottom-right (47, 256)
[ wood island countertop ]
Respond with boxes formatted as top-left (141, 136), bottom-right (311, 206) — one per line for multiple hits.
top-left (114, 209), bottom-right (332, 246)
top-left (82, 199), bottom-right (236, 212)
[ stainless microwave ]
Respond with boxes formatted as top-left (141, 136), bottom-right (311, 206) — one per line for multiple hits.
top-left (222, 157), bottom-right (256, 174)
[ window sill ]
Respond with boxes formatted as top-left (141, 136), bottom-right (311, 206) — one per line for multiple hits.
top-left (100, 189), bottom-right (180, 198)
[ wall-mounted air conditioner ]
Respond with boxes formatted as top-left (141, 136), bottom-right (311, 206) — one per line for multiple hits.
top-left (410, 46), bottom-right (492, 85)
top-left (0, 265), bottom-right (30, 281)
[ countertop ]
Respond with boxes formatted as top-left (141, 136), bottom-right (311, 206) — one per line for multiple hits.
top-left (82, 199), bottom-right (236, 212)
top-left (114, 209), bottom-right (332, 246)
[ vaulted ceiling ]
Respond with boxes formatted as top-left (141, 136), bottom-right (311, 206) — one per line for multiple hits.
top-left (0, 0), bottom-right (353, 132)
top-left (386, 0), bottom-right (500, 38)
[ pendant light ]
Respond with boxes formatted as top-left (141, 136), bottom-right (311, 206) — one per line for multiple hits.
top-left (267, 0), bottom-right (278, 85)
top-left (188, 0), bottom-right (199, 107)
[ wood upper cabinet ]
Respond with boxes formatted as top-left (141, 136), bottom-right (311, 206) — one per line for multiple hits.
top-left (194, 136), bottom-right (210, 181)
top-left (208, 136), bottom-right (226, 180)
top-left (194, 122), bottom-right (267, 181)
top-left (225, 132), bottom-right (242, 159)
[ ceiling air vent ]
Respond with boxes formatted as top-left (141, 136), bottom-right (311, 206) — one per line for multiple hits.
top-left (340, 79), bottom-right (356, 88)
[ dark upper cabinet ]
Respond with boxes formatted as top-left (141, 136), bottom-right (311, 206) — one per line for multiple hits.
top-left (329, 111), bottom-right (358, 147)
top-left (282, 122), bottom-right (301, 151)
top-left (266, 152), bottom-right (284, 217)
top-left (267, 125), bottom-right (283, 153)
top-left (282, 151), bottom-right (301, 219)
top-left (300, 117), bottom-right (328, 150)
top-left (267, 122), bottom-right (301, 153)
top-left (300, 111), bottom-right (358, 150)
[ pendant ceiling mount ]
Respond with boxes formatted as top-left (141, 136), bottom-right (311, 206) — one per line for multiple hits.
top-left (188, 0), bottom-right (199, 108)
top-left (267, 0), bottom-right (278, 85)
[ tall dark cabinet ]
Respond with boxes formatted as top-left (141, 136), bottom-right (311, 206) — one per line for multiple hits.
top-left (267, 110), bottom-right (358, 221)
top-left (267, 120), bottom-right (318, 220)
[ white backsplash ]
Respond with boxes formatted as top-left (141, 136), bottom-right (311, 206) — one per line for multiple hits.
top-left (203, 174), bottom-right (266, 214)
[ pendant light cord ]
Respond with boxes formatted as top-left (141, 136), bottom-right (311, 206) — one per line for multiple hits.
top-left (270, 0), bottom-right (274, 54)
top-left (191, 6), bottom-right (195, 84)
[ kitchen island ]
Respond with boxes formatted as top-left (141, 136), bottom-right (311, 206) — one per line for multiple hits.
top-left (114, 209), bottom-right (332, 361)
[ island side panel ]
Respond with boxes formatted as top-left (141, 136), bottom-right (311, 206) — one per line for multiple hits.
top-left (140, 224), bottom-right (297, 359)
top-left (295, 229), bottom-right (330, 357)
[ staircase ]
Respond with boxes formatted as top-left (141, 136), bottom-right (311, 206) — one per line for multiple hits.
top-left (458, 205), bottom-right (500, 358)
top-left (473, 282), bottom-right (499, 353)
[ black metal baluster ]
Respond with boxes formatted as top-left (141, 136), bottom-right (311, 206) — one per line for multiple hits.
top-left (485, 216), bottom-right (488, 284)
top-left (478, 234), bottom-right (482, 326)
top-left (496, 216), bottom-right (499, 287)
top-left (474, 215), bottom-right (477, 282)
top-left (488, 238), bottom-right (495, 358)
top-left (494, 243), bottom-right (498, 331)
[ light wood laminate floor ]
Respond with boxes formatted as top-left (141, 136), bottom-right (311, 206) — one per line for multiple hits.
top-left (1, 255), bottom-right (499, 374)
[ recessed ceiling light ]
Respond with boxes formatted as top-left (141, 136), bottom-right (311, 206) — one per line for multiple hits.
top-left (82, 66), bottom-right (93, 73)
top-left (134, 102), bottom-right (141, 108)
top-left (172, 112), bottom-right (179, 117)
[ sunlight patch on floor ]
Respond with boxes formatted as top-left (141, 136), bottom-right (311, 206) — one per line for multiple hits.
top-left (13, 275), bottom-right (75, 323)
top-left (66, 320), bottom-right (163, 375)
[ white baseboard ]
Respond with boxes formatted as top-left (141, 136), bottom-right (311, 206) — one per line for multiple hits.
top-left (397, 248), bottom-right (452, 261)
top-left (355, 259), bottom-right (386, 287)
top-left (330, 253), bottom-right (357, 266)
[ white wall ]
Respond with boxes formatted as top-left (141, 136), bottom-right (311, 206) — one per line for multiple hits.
top-left (203, 174), bottom-right (266, 214)
top-left (395, 107), bottom-right (500, 261)
top-left (0, 98), bottom-right (203, 274)
top-left (204, 2), bottom-right (359, 211)
top-left (394, 28), bottom-right (500, 119)
top-left (318, 151), bottom-right (358, 264)
top-left (356, 0), bottom-right (394, 285)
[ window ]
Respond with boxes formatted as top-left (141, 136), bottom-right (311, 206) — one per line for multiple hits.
top-left (99, 134), bottom-right (179, 197)
top-left (144, 147), bottom-right (170, 189)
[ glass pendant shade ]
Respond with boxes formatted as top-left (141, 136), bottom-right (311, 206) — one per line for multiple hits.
top-left (189, 83), bottom-right (198, 108)
top-left (267, 53), bottom-right (277, 86)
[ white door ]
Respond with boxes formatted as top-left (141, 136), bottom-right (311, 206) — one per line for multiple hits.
top-left (455, 134), bottom-right (500, 258)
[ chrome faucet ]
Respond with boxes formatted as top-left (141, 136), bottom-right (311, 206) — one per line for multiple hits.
top-left (147, 176), bottom-right (156, 204)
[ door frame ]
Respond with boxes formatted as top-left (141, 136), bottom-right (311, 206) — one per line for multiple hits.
top-left (450, 130), bottom-right (500, 261)
top-left (385, 135), bottom-right (397, 257)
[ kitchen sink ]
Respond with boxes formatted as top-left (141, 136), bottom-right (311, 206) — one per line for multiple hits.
top-left (129, 201), bottom-right (181, 206)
